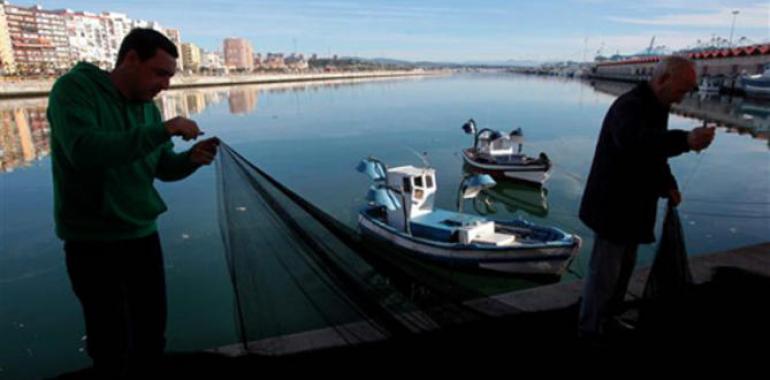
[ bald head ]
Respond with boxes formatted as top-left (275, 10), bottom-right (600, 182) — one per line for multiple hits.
top-left (649, 56), bottom-right (697, 106)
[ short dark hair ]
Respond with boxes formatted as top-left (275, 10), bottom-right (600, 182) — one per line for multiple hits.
top-left (115, 28), bottom-right (179, 67)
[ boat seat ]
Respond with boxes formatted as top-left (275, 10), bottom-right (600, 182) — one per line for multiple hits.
top-left (472, 232), bottom-right (516, 246)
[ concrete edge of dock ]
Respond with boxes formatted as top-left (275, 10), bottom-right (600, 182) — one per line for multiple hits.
top-left (477, 241), bottom-right (770, 314)
top-left (207, 242), bottom-right (770, 357)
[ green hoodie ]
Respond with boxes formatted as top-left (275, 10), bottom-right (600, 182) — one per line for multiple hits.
top-left (48, 62), bottom-right (198, 241)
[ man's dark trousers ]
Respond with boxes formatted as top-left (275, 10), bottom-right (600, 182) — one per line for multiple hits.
top-left (65, 232), bottom-right (166, 376)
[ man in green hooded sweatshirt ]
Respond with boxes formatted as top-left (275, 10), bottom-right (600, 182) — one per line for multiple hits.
top-left (47, 28), bottom-right (219, 377)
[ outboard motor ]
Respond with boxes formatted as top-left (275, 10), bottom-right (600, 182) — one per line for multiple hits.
top-left (539, 152), bottom-right (552, 170)
top-left (462, 118), bottom-right (477, 135)
top-left (510, 127), bottom-right (524, 153)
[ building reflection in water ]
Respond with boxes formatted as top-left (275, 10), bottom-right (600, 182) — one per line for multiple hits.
top-left (152, 76), bottom-right (409, 119)
top-left (1, 99), bottom-right (50, 173)
top-left (1, 78), bottom-right (411, 174)
top-left (155, 89), bottom-right (225, 119)
top-left (228, 88), bottom-right (258, 115)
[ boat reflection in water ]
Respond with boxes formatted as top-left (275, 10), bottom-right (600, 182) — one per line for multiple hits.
top-left (463, 164), bottom-right (549, 218)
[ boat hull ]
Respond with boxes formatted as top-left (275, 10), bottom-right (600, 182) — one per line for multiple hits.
top-left (462, 149), bottom-right (551, 185)
top-left (741, 77), bottom-right (770, 97)
top-left (358, 212), bottom-right (580, 275)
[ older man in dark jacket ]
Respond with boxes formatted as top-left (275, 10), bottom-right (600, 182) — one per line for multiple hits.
top-left (578, 56), bottom-right (715, 337)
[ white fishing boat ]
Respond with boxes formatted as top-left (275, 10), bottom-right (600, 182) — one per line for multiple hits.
top-left (356, 158), bottom-right (580, 275)
top-left (460, 119), bottom-right (552, 185)
top-left (741, 64), bottom-right (770, 98)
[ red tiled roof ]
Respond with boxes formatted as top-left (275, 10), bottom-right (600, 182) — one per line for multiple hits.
top-left (598, 43), bottom-right (770, 66)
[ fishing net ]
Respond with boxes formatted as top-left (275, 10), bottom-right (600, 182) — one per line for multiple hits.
top-left (639, 204), bottom-right (694, 332)
top-left (215, 144), bottom-right (523, 355)
top-left (643, 205), bottom-right (693, 300)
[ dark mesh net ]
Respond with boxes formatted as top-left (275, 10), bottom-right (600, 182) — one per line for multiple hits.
top-left (643, 205), bottom-right (694, 300)
top-left (216, 144), bottom-right (524, 355)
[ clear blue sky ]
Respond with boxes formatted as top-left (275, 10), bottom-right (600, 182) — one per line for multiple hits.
top-left (17, 0), bottom-right (770, 62)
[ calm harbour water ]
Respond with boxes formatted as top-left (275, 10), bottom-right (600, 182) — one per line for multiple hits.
top-left (1, 73), bottom-right (768, 378)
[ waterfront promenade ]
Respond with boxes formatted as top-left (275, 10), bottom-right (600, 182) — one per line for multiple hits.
top-left (0, 69), bottom-right (446, 99)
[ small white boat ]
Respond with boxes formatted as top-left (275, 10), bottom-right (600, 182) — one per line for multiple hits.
top-left (460, 119), bottom-right (551, 185)
top-left (741, 64), bottom-right (770, 98)
top-left (356, 158), bottom-right (580, 275)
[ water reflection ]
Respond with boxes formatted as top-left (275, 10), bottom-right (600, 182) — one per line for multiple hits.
top-left (474, 181), bottom-right (549, 218)
top-left (462, 164), bottom-right (549, 217)
top-left (2, 76), bottom-right (768, 175)
top-left (0, 99), bottom-right (50, 173)
top-left (589, 79), bottom-right (770, 149)
top-left (0, 76), bottom-right (418, 174)
top-left (227, 89), bottom-right (258, 115)
top-left (155, 89), bottom-right (227, 119)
